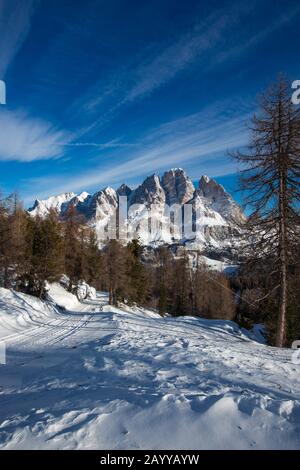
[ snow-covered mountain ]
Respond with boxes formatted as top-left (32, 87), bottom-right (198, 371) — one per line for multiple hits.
top-left (29, 191), bottom-right (91, 218)
top-left (29, 168), bottom-right (246, 253)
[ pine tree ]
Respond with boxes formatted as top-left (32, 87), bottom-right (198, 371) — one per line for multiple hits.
top-left (0, 193), bottom-right (27, 289)
top-left (0, 194), bottom-right (11, 288)
top-left (103, 239), bottom-right (127, 305)
top-left (63, 206), bottom-right (84, 291)
top-left (125, 239), bottom-right (150, 305)
top-left (156, 247), bottom-right (172, 316)
top-left (83, 227), bottom-right (103, 288)
top-left (25, 210), bottom-right (65, 298)
top-left (171, 254), bottom-right (191, 316)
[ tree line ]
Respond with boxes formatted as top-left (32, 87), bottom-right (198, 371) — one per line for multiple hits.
top-left (0, 197), bottom-right (236, 321)
top-left (0, 77), bottom-right (299, 346)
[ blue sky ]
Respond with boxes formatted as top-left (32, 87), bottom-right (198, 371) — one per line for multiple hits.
top-left (0, 0), bottom-right (300, 206)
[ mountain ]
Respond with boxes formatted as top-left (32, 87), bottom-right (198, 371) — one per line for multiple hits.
top-left (130, 174), bottom-right (166, 207)
top-left (197, 175), bottom-right (244, 225)
top-left (162, 168), bottom-right (195, 206)
top-left (29, 192), bottom-right (77, 218)
top-left (28, 168), bottom-right (245, 257)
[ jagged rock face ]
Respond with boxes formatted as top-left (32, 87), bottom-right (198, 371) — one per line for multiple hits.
top-left (70, 192), bottom-right (91, 206)
top-left (87, 187), bottom-right (118, 221)
top-left (30, 192), bottom-right (80, 218)
top-left (70, 192), bottom-right (92, 216)
top-left (117, 184), bottom-right (132, 198)
top-left (130, 174), bottom-right (165, 207)
top-left (28, 169), bottom-right (246, 253)
top-left (198, 175), bottom-right (225, 199)
top-left (197, 175), bottom-right (245, 225)
top-left (162, 168), bottom-right (195, 206)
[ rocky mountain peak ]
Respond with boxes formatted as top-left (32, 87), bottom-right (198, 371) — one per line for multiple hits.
top-left (92, 187), bottom-right (117, 206)
top-left (130, 174), bottom-right (165, 207)
top-left (86, 187), bottom-right (118, 221)
top-left (162, 168), bottom-right (195, 206)
top-left (198, 175), bottom-right (226, 199)
top-left (117, 184), bottom-right (132, 198)
top-left (29, 192), bottom-right (77, 218)
top-left (28, 168), bottom-right (246, 251)
top-left (197, 175), bottom-right (245, 225)
top-left (68, 192), bottom-right (91, 208)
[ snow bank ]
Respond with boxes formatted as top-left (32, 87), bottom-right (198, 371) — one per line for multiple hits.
top-left (76, 282), bottom-right (96, 301)
top-left (46, 283), bottom-right (81, 310)
top-left (0, 286), bottom-right (299, 449)
top-left (0, 287), bottom-right (55, 339)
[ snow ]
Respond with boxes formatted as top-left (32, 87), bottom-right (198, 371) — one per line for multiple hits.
top-left (0, 286), bottom-right (299, 449)
top-left (197, 256), bottom-right (238, 274)
top-left (29, 192), bottom-right (76, 218)
top-left (28, 170), bottom-right (245, 256)
top-left (0, 288), bottom-right (56, 340)
top-left (46, 283), bottom-right (83, 310)
top-left (29, 192), bottom-right (91, 219)
top-left (77, 191), bottom-right (90, 202)
top-left (76, 282), bottom-right (97, 301)
top-left (202, 175), bottom-right (210, 183)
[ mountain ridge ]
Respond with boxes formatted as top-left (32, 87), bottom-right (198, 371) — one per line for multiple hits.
top-left (29, 168), bottom-right (245, 253)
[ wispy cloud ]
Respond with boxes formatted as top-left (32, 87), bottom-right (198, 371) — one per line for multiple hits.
top-left (71, 3), bottom-right (253, 134)
top-left (23, 100), bottom-right (250, 202)
top-left (210, 4), bottom-right (300, 68)
top-left (63, 141), bottom-right (139, 149)
top-left (0, 0), bottom-right (36, 77)
top-left (125, 12), bottom-right (236, 103)
top-left (0, 109), bottom-right (72, 162)
top-left (72, 0), bottom-right (300, 140)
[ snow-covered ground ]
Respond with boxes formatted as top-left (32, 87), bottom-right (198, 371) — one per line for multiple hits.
top-left (0, 284), bottom-right (299, 449)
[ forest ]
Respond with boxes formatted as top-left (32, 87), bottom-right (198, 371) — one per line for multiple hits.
top-left (0, 77), bottom-right (299, 347)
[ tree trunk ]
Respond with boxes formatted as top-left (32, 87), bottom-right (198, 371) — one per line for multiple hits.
top-left (4, 265), bottom-right (9, 289)
top-left (276, 167), bottom-right (287, 347)
top-left (109, 286), bottom-right (113, 305)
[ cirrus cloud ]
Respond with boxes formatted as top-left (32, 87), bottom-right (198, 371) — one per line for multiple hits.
top-left (0, 109), bottom-right (72, 161)
top-left (0, 0), bottom-right (37, 77)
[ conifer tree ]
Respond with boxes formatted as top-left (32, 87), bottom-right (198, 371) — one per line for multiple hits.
top-left (156, 247), bottom-right (172, 316)
top-left (64, 206), bottom-right (84, 291)
top-left (25, 210), bottom-right (64, 298)
top-left (0, 193), bottom-right (27, 289)
top-left (103, 239), bottom-right (127, 305)
top-left (125, 239), bottom-right (150, 305)
top-left (0, 194), bottom-right (11, 288)
top-left (83, 227), bottom-right (103, 288)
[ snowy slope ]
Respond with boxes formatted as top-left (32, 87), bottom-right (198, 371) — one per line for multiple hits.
top-left (29, 192), bottom-right (76, 218)
top-left (0, 286), bottom-right (299, 450)
top-left (0, 288), bottom-right (57, 340)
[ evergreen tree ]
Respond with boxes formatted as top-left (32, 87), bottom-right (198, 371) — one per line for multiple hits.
top-left (156, 247), bottom-right (172, 316)
top-left (171, 255), bottom-right (191, 316)
top-left (64, 206), bottom-right (84, 291)
top-left (83, 227), bottom-right (103, 288)
top-left (0, 194), bottom-right (11, 288)
top-left (125, 239), bottom-right (150, 305)
top-left (25, 210), bottom-right (64, 298)
top-left (103, 239), bottom-right (127, 305)
top-left (0, 193), bottom-right (27, 289)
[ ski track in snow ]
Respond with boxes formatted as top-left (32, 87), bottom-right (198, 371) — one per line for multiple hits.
top-left (0, 285), bottom-right (299, 450)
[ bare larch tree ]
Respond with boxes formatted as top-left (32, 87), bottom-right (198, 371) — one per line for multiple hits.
top-left (233, 77), bottom-right (300, 347)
